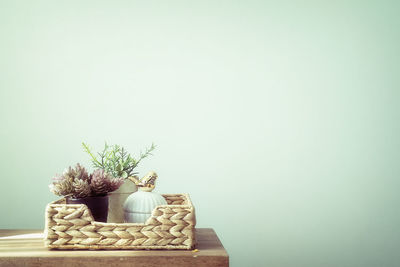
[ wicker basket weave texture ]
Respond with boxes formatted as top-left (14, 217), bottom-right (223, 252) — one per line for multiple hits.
top-left (44, 193), bottom-right (196, 250)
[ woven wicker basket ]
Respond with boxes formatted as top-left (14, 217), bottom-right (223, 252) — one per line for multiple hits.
top-left (44, 193), bottom-right (196, 250)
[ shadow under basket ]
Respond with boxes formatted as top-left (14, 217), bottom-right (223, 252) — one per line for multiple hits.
top-left (44, 194), bottom-right (196, 250)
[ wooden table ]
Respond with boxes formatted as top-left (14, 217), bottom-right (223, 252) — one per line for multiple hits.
top-left (0, 228), bottom-right (228, 267)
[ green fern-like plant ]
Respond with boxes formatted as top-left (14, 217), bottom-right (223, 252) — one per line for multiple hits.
top-left (82, 142), bottom-right (156, 179)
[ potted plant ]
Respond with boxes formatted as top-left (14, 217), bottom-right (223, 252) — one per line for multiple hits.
top-left (49, 163), bottom-right (124, 222)
top-left (82, 142), bottom-right (156, 222)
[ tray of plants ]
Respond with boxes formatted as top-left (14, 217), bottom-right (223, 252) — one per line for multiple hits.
top-left (45, 143), bottom-right (196, 250)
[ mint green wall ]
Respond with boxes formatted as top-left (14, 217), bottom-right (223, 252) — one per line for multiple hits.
top-left (1, 1), bottom-right (399, 266)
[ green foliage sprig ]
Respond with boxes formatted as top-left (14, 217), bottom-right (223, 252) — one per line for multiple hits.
top-left (82, 142), bottom-right (156, 179)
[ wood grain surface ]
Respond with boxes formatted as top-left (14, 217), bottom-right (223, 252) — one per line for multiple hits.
top-left (0, 228), bottom-right (228, 267)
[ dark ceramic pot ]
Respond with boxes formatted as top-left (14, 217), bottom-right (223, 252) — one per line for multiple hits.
top-left (66, 195), bottom-right (109, 222)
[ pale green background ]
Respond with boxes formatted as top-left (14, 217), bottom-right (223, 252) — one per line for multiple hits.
top-left (1, 1), bottom-right (399, 266)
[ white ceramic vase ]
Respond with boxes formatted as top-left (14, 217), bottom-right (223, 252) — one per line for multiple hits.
top-left (123, 188), bottom-right (167, 223)
top-left (107, 179), bottom-right (137, 223)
